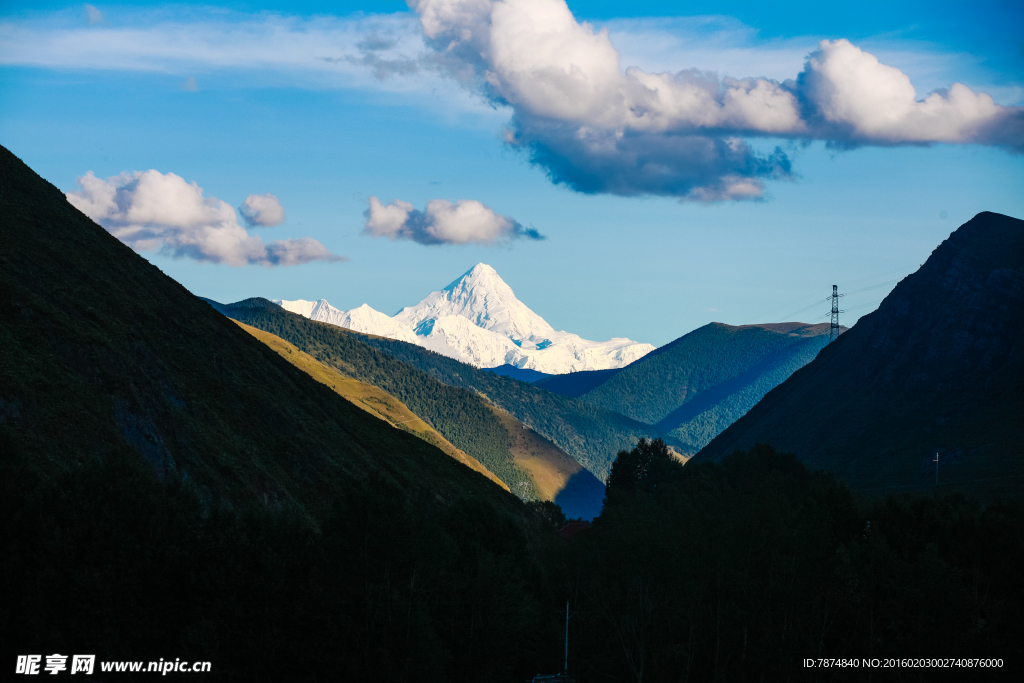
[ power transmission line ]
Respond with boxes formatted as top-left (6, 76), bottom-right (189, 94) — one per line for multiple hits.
top-left (750, 269), bottom-right (909, 325)
top-left (843, 299), bottom-right (885, 313)
top-left (771, 297), bottom-right (831, 324)
top-left (811, 298), bottom-right (884, 322)
top-left (834, 265), bottom-right (913, 289)
top-left (843, 277), bottom-right (901, 297)
top-left (755, 294), bottom-right (831, 322)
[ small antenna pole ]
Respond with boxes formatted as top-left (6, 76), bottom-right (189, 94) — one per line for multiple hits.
top-left (934, 452), bottom-right (940, 486)
top-left (564, 600), bottom-right (569, 674)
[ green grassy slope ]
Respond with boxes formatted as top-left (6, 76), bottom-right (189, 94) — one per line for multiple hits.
top-left (579, 322), bottom-right (833, 452)
top-left (696, 212), bottom-right (1024, 500)
top-left (0, 144), bottom-right (519, 519)
top-left (232, 308), bottom-right (677, 481)
top-left (232, 319), bottom-right (510, 492)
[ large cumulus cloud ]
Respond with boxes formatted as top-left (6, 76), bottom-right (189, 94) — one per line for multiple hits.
top-left (67, 170), bottom-right (344, 266)
top-left (796, 41), bottom-right (1022, 147)
top-left (409, 0), bottom-right (1023, 200)
top-left (364, 196), bottom-right (543, 245)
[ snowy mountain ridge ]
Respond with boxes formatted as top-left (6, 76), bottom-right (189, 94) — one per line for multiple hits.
top-left (274, 264), bottom-right (654, 374)
top-left (394, 263), bottom-right (554, 342)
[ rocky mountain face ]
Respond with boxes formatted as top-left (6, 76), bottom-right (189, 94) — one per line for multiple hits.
top-left (696, 212), bottom-right (1024, 500)
top-left (276, 263), bottom-right (654, 374)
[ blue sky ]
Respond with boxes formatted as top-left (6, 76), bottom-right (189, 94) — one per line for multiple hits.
top-left (2, 1), bottom-right (1022, 346)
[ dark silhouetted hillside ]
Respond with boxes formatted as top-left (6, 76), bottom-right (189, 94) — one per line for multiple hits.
top-left (0, 144), bottom-right (519, 518)
top-left (558, 443), bottom-right (1024, 679)
top-left (697, 212), bottom-right (1024, 500)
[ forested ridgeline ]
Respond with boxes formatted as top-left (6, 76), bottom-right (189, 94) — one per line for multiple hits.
top-left (553, 441), bottom-right (1024, 682)
top-left (215, 299), bottom-right (671, 481)
top-left (206, 299), bottom-right (533, 494)
top-left (576, 322), bottom-right (833, 452)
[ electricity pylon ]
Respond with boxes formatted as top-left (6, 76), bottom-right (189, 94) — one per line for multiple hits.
top-left (829, 285), bottom-right (844, 343)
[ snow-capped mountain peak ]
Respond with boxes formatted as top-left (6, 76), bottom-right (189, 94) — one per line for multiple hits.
top-left (276, 264), bottom-right (654, 374)
top-left (394, 263), bottom-right (554, 341)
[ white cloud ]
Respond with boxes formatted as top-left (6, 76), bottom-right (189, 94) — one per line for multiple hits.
top-left (0, 8), bottom-right (506, 125)
top-left (0, 11), bottom-right (412, 74)
top-left (409, 0), bottom-right (1023, 199)
top-left (66, 170), bottom-right (344, 266)
top-left (414, 0), bottom-right (1019, 141)
top-left (799, 39), bottom-right (1015, 145)
top-left (364, 196), bottom-right (543, 245)
top-left (6, 2), bottom-right (1021, 201)
top-left (239, 193), bottom-right (286, 227)
top-left (84, 4), bottom-right (103, 26)
top-left (0, 11), bottom-right (439, 95)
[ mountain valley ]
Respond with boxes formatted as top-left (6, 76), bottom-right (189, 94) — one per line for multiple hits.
top-left (207, 297), bottom-right (611, 518)
top-left (2, 142), bottom-right (1021, 681)
top-left (6, 0), bottom-right (1024, 675)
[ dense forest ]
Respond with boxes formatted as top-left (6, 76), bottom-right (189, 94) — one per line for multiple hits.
top-left (1, 430), bottom-right (561, 682)
top-left (233, 319), bottom-right (509, 491)
top-left (4, 433), bottom-right (1019, 682)
top-left (534, 367), bottom-right (621, 398)
top-left (554, 441), bottom-right (1023, 681)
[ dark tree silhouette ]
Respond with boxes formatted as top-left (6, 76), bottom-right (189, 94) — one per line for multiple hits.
top-left (605, 438), bottom-right (685, 495)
